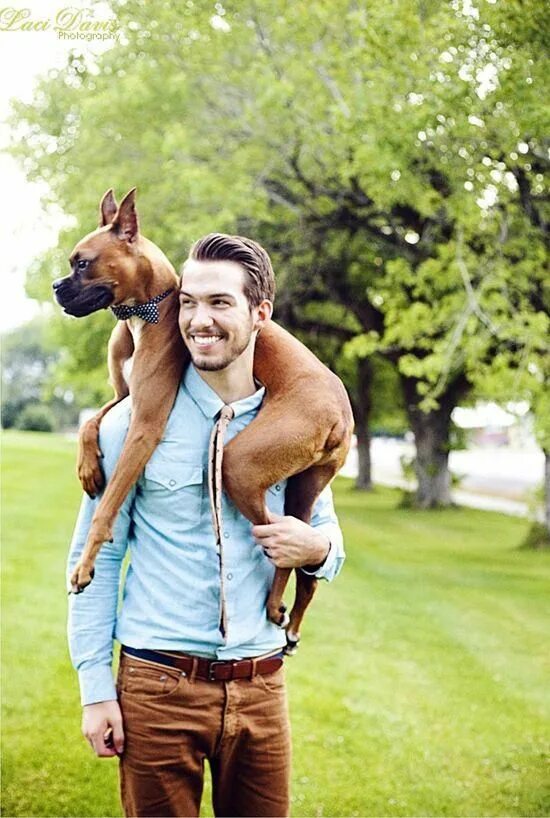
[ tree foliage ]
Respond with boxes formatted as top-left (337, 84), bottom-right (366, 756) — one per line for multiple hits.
top-left (8, 0), bottom-right (549, 505)
top-left (1, 318), bottom-right (80, 429)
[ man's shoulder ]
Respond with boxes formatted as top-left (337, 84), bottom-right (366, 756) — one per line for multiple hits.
top-left (97, 379), bottom-right (199, 446)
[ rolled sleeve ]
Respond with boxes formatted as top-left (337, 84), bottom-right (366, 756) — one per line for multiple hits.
top-left (304, 483), bottom-right (345, 581)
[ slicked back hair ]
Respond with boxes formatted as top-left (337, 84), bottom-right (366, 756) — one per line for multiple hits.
top-left (186, 233), bottom-right (276, 308)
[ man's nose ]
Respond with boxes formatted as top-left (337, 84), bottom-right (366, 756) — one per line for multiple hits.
top-left (189, 304), bottom-right (215, 328)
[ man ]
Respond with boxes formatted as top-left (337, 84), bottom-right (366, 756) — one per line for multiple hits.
top-left (67, 233), bottom-right (345, 817)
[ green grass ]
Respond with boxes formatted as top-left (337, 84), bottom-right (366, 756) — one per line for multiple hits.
top-left (2, 430), bottom-right (549, 817)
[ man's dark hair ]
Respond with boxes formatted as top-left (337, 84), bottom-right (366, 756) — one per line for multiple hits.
top-left (187, 233), bottom-right (276, 307)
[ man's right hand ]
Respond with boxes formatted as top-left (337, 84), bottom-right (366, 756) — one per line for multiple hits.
top-left (82, 700), bottom-right (125, 757)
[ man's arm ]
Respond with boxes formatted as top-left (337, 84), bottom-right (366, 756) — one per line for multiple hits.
top-left (251, 483), bottom-right (345, 581)
top-left (67, 400), bottom-right (134, 756)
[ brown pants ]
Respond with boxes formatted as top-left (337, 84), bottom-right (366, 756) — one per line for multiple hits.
top-left (116, 652), bottom-right (291, 818)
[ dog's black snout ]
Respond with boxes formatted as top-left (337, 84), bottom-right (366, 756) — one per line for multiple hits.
top-left (52, 278), bottom-right (64, 291)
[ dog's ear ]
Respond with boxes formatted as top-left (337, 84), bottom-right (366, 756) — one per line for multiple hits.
top-left (113, 188), bottom-right (139, 243)
top-left (99, 189), bottom-right (118, 227)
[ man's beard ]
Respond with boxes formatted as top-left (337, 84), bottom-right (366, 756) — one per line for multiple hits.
top-left (188, 327), bottom-right (254, 372)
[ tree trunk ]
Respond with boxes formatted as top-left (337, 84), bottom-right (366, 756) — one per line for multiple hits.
top-left (352, 357), bottom-right (373, 490)
top-left (409, 406), bottom-right (452, 507)
top-left (355, 415), bottom-right (372, 490)
top-left (400, 372), bottom-right (469, 508)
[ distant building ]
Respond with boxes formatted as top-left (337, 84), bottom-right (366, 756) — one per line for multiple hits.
top-left (452, 401), bottom-right (537, 449)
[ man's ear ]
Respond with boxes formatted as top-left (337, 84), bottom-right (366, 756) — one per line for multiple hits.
top-left (113, 188), bottom-right (139, 243)
top-left (99, 189), bottom-right (118, 227)
top-left (254, 299), bottom-right (273, 332)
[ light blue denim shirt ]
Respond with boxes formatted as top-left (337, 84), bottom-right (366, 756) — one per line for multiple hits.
top-left (67, 364), bottom-right (345, 706)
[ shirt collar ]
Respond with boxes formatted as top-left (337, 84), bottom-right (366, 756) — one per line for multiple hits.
top-left (184, 364), bottom-right (265, 420)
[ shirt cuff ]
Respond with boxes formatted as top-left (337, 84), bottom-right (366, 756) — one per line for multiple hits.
top-left (301, 541), bottom-right (331, 574)
top-left (301, 519), bottom-right (344, 581)
top-left (78, 665), bottom-right (118, 706)
top-left (301, 536), bottom-right (337, 579)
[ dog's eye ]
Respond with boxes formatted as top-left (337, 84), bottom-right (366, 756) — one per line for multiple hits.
top-left (77, 259), bottom-right (89, 271)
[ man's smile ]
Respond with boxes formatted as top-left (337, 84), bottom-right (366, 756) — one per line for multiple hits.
top-left (190, 333), bottom-right (224, 349)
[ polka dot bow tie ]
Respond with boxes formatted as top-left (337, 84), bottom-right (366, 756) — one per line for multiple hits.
top-left (111, 288), bottom-right (174, 324)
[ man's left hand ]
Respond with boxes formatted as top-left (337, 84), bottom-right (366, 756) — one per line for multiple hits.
top-left (251, 513), bottom-right (330, 570)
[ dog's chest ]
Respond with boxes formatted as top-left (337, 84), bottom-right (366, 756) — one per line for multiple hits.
top-left (127, 315), bottom-right (147, 342)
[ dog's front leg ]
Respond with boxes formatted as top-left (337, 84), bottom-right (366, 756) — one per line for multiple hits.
top-left (72, 331), bottom-right (185, 594)
top-left (70, 417), bottom-right (166, 593)
top-left (78, 407), bottom-right (122, 498)
top-left (69, 514), bottom-right (115, 593)
top-left (77, 322), bottom-right (134, 497)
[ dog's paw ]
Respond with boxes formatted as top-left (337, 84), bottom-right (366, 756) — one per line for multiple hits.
top-left (78, 462), bottom-right (105, 499)
top-left (267, 603), bottom-right (290, 629)
top-left (69, 564), bottom-right (95, 595)
top-left (284, 630), bottom-right (300, 656)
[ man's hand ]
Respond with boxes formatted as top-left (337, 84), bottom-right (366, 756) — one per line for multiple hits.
top-left (252, 513), bottom-right (330, 570)
top-left (82, 700), bottom-right (125, 757)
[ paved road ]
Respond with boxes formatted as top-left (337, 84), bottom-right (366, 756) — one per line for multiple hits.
top-left (340, 439), bottom-right (545, 518)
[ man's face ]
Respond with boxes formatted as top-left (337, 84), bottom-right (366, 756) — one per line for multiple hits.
top-left (178, 259), bottom-right (264, 371)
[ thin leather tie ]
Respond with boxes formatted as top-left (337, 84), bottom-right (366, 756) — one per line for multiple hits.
top-left (208, 405), bottom-right (234, 637)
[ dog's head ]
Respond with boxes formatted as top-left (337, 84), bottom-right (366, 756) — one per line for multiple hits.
top-left (52, 188), bottom-right (142, 317)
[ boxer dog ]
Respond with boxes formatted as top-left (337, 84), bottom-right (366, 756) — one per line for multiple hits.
top-left (53, 189), bottom-right (353, 651)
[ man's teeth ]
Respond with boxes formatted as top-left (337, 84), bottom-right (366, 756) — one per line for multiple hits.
top-left (193, 335), bottom-right (222, 346)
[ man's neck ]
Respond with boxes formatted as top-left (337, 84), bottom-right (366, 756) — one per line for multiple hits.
top-left (194, 340), bottom-right (258, 405)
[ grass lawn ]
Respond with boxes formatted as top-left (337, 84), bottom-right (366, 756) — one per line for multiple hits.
top-left (1, 430), bottom-right (549, 817)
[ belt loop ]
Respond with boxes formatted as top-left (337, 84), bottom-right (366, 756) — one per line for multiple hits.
top-left (189, 656), bottom-right (199, 684)
top-left (249, 658), bottom-right (258, 680)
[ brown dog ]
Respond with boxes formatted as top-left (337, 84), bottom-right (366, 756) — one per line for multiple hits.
top-left (53, 189), bottom-right (353, 650)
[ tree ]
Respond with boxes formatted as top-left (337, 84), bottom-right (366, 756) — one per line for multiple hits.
top-left (9, 0), bottom-right (548, 507)
top-left (439, 0), bottom-right (550, 536)
top-left (1, 317), bottom-right (80, 430)
top-left (15, 404), bottom-right (56, 432)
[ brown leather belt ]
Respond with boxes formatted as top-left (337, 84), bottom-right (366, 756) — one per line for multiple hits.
top-left (122, 645), bottom-right (284, 682)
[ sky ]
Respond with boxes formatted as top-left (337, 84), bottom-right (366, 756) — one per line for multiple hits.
top-left (0, 1), bottom-right (117, 332)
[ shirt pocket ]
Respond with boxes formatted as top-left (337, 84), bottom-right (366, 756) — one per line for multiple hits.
top-left (140, 456), bottom-right (205, 530)
top-left (144, 459), bottom-right (203, 493)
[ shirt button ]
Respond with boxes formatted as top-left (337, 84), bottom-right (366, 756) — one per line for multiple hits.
top-left (224, 531), bottom-right (230, 539)
top-left (275, 484), bottom-right (281, 491)
top-left (227, 573), bottom-right (233, 580)
top-left (169, 479), bottom-right (176, 487)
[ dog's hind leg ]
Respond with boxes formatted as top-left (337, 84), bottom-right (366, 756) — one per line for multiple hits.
top-left (221, 468), bottom-right (293, 627)
top-left (77, 321), bottom-right (134, 497)
top-left (281, 461), bottom-right (341, 653)
top-left (284, 573), bottom-right (317, 655)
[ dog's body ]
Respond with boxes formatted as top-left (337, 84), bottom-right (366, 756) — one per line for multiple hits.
top-left (53, 190), bottom-right (353, 649)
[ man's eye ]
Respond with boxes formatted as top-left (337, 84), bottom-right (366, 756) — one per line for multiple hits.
top-left (213, 300), bottom-right (229, 306)
top-left (180, 298), bottom-right (192, 306)
top-left (77, 259), bottom-right (88, 271)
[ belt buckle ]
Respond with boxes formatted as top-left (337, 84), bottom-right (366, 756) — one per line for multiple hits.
top-left (208, 660), bottom-right (227, 681)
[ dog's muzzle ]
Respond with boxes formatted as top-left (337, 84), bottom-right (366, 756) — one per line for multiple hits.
top-left (52, 278), bottom-right (114, 316)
